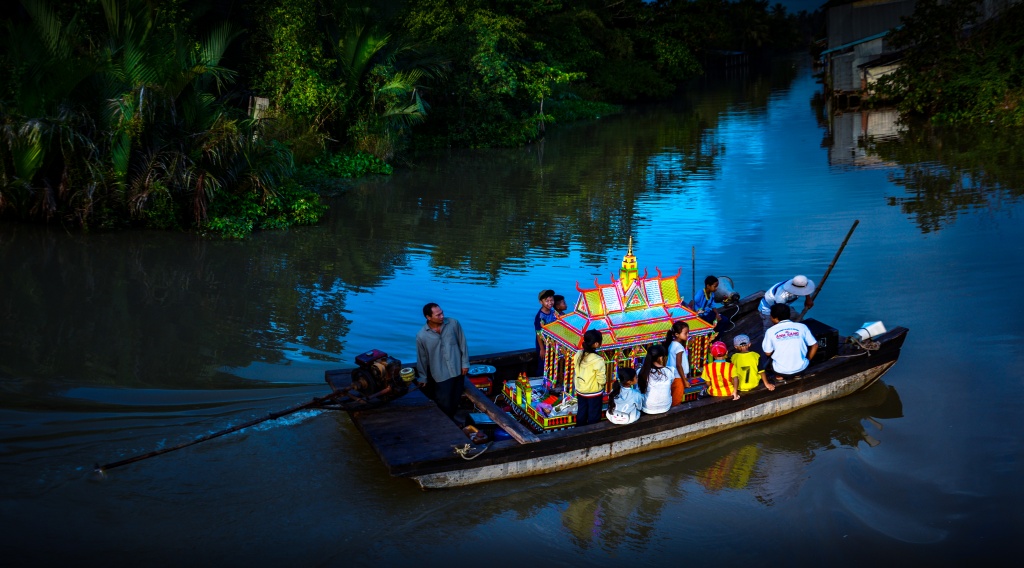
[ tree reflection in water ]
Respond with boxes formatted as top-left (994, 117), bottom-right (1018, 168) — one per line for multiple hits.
top-left (868, 122), bottom-right (1024, 234)
top-left (0, 60), bottom-right (797, 394)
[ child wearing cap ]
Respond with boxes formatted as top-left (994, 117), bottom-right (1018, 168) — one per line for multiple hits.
top-left (701, 341), bottom-right (740, 400)
top-left (731, 334), bottom-right (775, 392)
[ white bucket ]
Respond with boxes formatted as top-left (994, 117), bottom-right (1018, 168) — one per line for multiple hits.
top-left (854, 321), bottom-right (886, 341)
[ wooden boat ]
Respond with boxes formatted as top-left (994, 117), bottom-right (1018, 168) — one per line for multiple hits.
top-left (324, 291), bottom-right (909, 489)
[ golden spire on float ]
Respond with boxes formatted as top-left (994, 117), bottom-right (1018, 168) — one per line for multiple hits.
top-left (619, 236), bottom-right (638, 292)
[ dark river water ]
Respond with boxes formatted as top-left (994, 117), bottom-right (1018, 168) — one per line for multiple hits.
top-left (3, 56), bottom-right (1023, 565)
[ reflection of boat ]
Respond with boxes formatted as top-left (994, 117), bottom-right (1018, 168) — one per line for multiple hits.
top-left (325, 252), bottom-right (908, 489)
top-left (553, 380), bottom-right (903, 547)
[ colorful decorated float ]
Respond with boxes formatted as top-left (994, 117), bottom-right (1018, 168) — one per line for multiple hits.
top-left (502, 241), bottom-right (717, 431)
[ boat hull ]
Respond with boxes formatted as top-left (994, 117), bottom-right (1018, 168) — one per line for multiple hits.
top-left (412, 359), bottom-right (895, 488)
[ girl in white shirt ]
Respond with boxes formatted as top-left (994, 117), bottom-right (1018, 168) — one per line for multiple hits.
top-left (639, 344), bottom-right (673, 414)
top-left (664, 320), bottom-right (690, 407)
top-left (606, 368), bottom-right (644, 425)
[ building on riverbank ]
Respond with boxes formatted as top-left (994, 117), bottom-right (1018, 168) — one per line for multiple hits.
top-left (820, 0), bottom-right (916, 109)
top-left (820, 0), bottom-right (1019, 110)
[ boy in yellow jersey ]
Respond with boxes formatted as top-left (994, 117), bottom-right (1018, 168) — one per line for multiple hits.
top-left (730, 334), bottom-right (775, 392)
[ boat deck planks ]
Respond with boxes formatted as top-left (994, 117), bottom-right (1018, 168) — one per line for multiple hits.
top-left (350, 388), bottom-right (470, 470)
top-left (462, 378), bottom-right (540, 444)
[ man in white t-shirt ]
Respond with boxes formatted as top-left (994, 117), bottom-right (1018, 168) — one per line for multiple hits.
top-left (762, 303), bottom-right (819, 380)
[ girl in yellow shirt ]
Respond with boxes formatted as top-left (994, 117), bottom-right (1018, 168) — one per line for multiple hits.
top-left (574, 329), bottom-right (606, 426)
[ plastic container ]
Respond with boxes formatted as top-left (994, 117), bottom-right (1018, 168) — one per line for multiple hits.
top-left (854, 321), bottom-right (886, 341)
top-left (400, 367), bottom-right (416, 383)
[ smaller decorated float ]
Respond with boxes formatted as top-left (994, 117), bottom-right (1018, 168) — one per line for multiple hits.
top-left (502, 241), bottom-right (716, 431)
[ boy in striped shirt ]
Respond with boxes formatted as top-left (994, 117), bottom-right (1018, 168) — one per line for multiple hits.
top-left (701, 341), bottom-right (740, 401)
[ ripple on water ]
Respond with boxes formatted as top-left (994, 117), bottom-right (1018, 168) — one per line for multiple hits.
top-left (833, 467), bottom-right (948, 544)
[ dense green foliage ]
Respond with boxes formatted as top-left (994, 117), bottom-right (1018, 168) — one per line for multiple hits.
top-left (1, 0), bottom-right (813, 233)
top-left (398, 0), bottom-right (812, 147)
top-left (873, 0), bottom-right (1024, 126)
top-left (0, 0), bottom-right (324, 235)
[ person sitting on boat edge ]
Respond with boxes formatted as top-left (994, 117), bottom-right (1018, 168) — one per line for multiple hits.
top-left (762, 303), bottom-right (818, 381)
top-left (553, 294), bottom-right (568, 316)
top-left (415, 303), bottom-right (470, 419)
top-left (534, 289), bottom-right (558, 376)
top-left (606, 367), bottom-right (643, 425)
top-left (702, 341), bottom-right (740, 400)
top-left (758, 275), bottom-right (815, 330)
top-left (639, 343), bottom-right (674, 414)
top-left (574, 329), bottom-right (606, 427)
top-left (690, 275), bottom-right (727, 332)
top-left (663, 320), bottom-right (691, 406)
top-left (731, 334), bottom-right (774, 392)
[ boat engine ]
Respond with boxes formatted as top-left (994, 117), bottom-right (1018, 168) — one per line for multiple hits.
top-left (349, 349), bottom-right (405, 397)
top-left (713, 275), bottom-right (741, 305)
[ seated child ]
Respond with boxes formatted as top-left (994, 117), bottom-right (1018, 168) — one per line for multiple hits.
top-left (664, 321), bottom-right (690, 406)
top-left (730, 334), bottom-right (775, 392)
top-left (690, 275), bottom-right (731, 333)
top-left (639, 344), bottom-right (674, 414)
top-left (606, 368), bottom-right (644, 425)
top-left (701, 341), bottom-right (740, 401)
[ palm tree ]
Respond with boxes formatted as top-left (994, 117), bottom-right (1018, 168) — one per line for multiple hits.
top-left (94, 0), bottom-right (257, 223)
top-left (1, 0), bottom-right (104, 223)
top-left (326, 8), bottom-right (446, 160)
top-left (2, 0), bottom-right (294, 227)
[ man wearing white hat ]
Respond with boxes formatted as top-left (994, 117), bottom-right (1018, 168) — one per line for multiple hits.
top-left (758, 274), bottom-right (815, 330)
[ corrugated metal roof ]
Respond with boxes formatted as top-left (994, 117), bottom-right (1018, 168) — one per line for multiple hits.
top-left (821, 27), bottom-right (899, 56)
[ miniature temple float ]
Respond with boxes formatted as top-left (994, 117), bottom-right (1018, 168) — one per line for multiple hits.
top-left (504, 241), bottom-right (716, 431)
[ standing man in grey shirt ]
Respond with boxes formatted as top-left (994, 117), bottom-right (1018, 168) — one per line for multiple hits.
top-left (415, 303), bottom-right (469, 418)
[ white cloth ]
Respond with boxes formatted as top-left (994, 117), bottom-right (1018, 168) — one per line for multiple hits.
top-left (762, 320), bottom-right (818, 375)
top-left (641, 367), bottom-right (674, 414)
top-left (666, 340), bottom-right (689, 378)
top-left (606, 386), bottom-right (644, 425)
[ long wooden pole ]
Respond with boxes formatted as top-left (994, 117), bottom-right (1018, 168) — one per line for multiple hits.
top-left (94, 386), bottom-right (390, 473)
top-left (692, 246), bottom-right (696, 302)
top-left (797, 219), bottom-right (859, 321)
top-left (463, 378), bottom-right (540, 444)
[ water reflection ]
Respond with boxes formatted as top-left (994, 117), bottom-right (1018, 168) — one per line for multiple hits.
top-left (821, 105), bottom-right (1024, 234)
top-left (0, 226), bottom-right (353, 390)
top-left (872, 125), bottom-right (1024, 233)
top-left (826, 108), bottom-right (906, 168)
top-left (1, 77), bottom-right (766, 392)
top-left (532, 382), bottom-right (903, 549)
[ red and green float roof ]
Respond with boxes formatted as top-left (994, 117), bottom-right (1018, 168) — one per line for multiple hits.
top-left (541, 250), bottom-right (714, 352)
